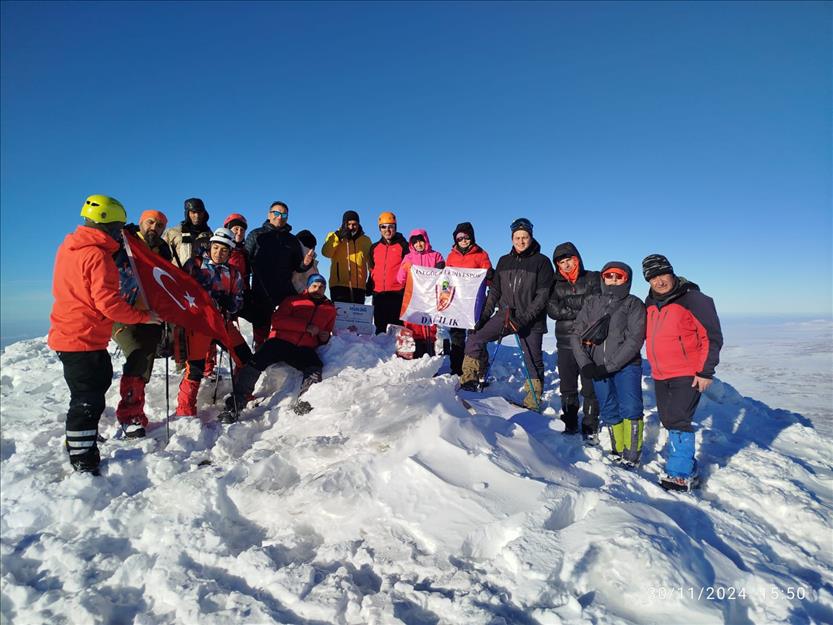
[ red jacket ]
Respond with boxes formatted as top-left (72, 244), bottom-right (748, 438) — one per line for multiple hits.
top-left (446, 244), bottom-right (492, 270)
top-left (228, 243), bottom-right (250, 291)
top-left (368, 233), bottom-right (409, 293)
top-left (645, 279), bottom-right (723, 380)
top-left (48, 226), bottom-right (151, 352)
top-left (269, 293), bottom-right (337, 348)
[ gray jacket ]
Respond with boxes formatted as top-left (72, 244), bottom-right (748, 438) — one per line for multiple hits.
top-left (569, 261), bottom-right (646, 373)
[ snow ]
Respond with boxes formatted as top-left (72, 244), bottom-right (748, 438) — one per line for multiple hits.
top-left (1, 318), bottom-right (832, 625)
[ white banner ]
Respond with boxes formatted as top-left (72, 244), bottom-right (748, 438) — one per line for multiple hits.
top-left (400, 266), bottom-right (488, 329)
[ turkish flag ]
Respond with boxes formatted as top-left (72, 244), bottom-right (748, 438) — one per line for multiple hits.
top-left (123, 232), bottom-right (233, 348)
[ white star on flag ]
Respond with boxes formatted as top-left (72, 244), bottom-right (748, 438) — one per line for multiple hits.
top-left (184, 292), bottom-right (197, 309)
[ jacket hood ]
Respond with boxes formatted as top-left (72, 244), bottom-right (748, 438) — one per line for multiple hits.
top-left (553, 241), bottom-right (585, 272)
top-left (407, 228), bottom-right (433, 253)
top-left (511, 237), bottom-right (541, 258)
top-left (379, 232), bottom-right (407, 245)
top-left (259, 220), bottom-right (293, 233)
top-left (66, 225), bottom-right (120, 253)
top-left (648, 275), bottom-right (700, 305)
top-left (600, 261), bottom-right (633, 298)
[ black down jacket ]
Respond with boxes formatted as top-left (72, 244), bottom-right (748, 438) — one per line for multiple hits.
top-left (546, 242), bottom-right (601, 349)
top-left (481, 238), bottom-right (554, 334)
top-left (245, 221), bottom-right (309, 320)
top-left (569, 261), bottom-right (646, 373)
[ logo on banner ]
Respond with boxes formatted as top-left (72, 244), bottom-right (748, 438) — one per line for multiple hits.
top-left (435, 279), bottom-right (456, 312)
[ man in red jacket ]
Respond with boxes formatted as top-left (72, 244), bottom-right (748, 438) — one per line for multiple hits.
top-left (48, 195), bottom-right (160, 474)
top-left (368, 211), bottom-right (409, 333)
top-left (219, 273), bottom-right (336, 422)
top-left (643, 254), bottom-right (723, 492)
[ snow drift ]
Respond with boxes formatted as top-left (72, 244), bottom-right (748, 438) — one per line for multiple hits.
top-left (1, 325), bottom-right (831, 625)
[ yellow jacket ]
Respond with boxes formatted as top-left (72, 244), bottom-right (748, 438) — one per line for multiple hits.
top-left (321, 230), bottom-right (372, 289)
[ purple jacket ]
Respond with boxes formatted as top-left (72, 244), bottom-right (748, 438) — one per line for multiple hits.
top-left (397, 228), bottom-right (446, 284)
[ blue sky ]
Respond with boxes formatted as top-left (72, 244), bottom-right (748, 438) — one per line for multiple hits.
top-left (2, 1), bottom-right (831, 342)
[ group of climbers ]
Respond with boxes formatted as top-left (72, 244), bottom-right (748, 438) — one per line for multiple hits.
top-left (49, 195), bottom-right (722, 490)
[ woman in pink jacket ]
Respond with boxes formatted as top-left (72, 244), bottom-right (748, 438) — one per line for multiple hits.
top-left (397, 229), bottom-right (446, 357)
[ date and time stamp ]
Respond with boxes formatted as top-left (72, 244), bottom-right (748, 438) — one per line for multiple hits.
top-left (648, 585), bottom-right (817, 602)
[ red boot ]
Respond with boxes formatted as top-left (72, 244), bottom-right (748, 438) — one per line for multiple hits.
top-left (175, 378), bottom-right (201, 417)
top-left (116, 376), bottom-right (149, 438)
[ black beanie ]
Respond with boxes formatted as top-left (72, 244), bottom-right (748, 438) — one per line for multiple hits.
top-left (642, 254), bottom-right (674, 281)
top-left (342, 210), bottom-right (360, 224)
top-left (296, 229), bottom-right (317, 249)
top-left (453, 222), bottom-right (475, 244)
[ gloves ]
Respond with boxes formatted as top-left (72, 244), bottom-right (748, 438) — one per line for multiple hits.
top-left (505, 312), bottom-right (525, 333)
top-left (473, 315), bottom-right (490, 332)
top-left (581, 363), bottom-right (609, 380)
top-left (337, 226), bottom-right (350, 240)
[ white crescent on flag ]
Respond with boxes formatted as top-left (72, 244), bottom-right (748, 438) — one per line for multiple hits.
top-left (152, 267), bottom-right (197, 311)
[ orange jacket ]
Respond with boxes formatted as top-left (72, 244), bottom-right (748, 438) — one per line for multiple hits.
top-left (268, 293), bottom-right (337, 348)
top-left (48, 226), bottom-right (151, 352)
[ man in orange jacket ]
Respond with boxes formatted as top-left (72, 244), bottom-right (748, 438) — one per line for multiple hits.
top-left (48, 195), bottom-right (160, 475)
top-left (218, 273), bottom-right (336, 422)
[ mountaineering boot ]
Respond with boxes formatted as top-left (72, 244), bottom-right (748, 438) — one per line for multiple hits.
top-left (581, 399), bottom-right (600, 443)
top-left (69, 445), bottom-right (101, 475)
top-left (523, 379), bottom-right (543, 412)
top-left (116, 375), bottom-right (148, 438)
top-left (459, 355), bottom-right (483, 391)
top-left (660, 469), bottom-right (700, 492)
top-left (608, 420), bottom-right (626, 462)
top-left (218, 364), bottom-right (261, 424)
top-left (293, 369), bottom-right (322, 415)
top-left (620, 418), bottom-right (644, 467)
top-left (560, 399), bottom-right (579, 435)
top-left (175, 378), bottom-right (201, 417)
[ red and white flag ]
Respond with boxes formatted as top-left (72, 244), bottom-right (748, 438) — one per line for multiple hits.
top-left (123, 232), bottom-right (233, 347)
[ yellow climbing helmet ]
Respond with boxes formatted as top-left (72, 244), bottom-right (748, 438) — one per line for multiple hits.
top-left (80, 195), bottom-right (127, 224)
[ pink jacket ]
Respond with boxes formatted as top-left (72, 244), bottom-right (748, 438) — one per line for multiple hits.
top-left (396, 229), bottom-right (445, 284)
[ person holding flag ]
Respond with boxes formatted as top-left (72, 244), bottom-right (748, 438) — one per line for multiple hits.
top-left (48, 195), bottom-right (161, 475)
top-left (111, 210), bottom-right (173, 439)
top-left (174, 228), bottom-right (252, 418)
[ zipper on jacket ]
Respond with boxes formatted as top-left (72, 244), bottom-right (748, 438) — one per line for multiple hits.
top-left (649, 307), bottom-right (665, 376)
top-left (677, 336), bottom-right (688, 360)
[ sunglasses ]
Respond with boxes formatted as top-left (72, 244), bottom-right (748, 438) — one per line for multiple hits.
top-left (456, 235), bottom-right (471, 242)
top-left (379, 224), bottom-right (395, 230)
top-left (603, 272), bottom-right (627, 280)
top-left (270, 210), bottom-right (288, 217)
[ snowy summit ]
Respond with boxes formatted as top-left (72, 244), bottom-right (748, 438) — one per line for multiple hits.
top-left (1, 322), bottom-right (832, 625)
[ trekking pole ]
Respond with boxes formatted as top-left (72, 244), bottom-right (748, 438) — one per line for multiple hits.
top-left (515, 333), bottom-right (542, 412)
top-left (481, 331), bottom-right (505, 388)
top-left (212, 346), bottom-right (225, 404)
top-left (164, 323), bottom-right (170, 445)
top-left (228, 346), bottom-right (239, 419)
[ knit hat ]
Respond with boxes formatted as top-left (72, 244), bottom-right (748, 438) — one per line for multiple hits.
top-left (296, 229), bottom-right (317, 249)
top-left (510, 217), bottom-right (533, 235)
top-left (306, 273), bottom-right (327, 288)
top-left (642, 254), bottom-right (674, 281)
top-left (140, 210), bottom-right (168, 227)
top-left (453, 222), bottom-right (475, 243)
top-left (342, 210), bottom-right (360, 224)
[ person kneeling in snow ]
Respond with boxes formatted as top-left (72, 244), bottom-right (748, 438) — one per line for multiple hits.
top-left (570, 262), bottom-right (646, 460)
top-left (175, 228), bottom-right (252, 418)
top-left (220, 273), bottom-right (336, 423)
top-left (643, 254), bottom-right (723, 492)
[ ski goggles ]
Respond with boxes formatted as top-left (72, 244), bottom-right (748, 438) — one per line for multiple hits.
top-left (602, 270), bottom-right (628, 280)
top-left (455, 234), bottom-right (471, 242)
top-left (379, 224), bottom-right (395, 230)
